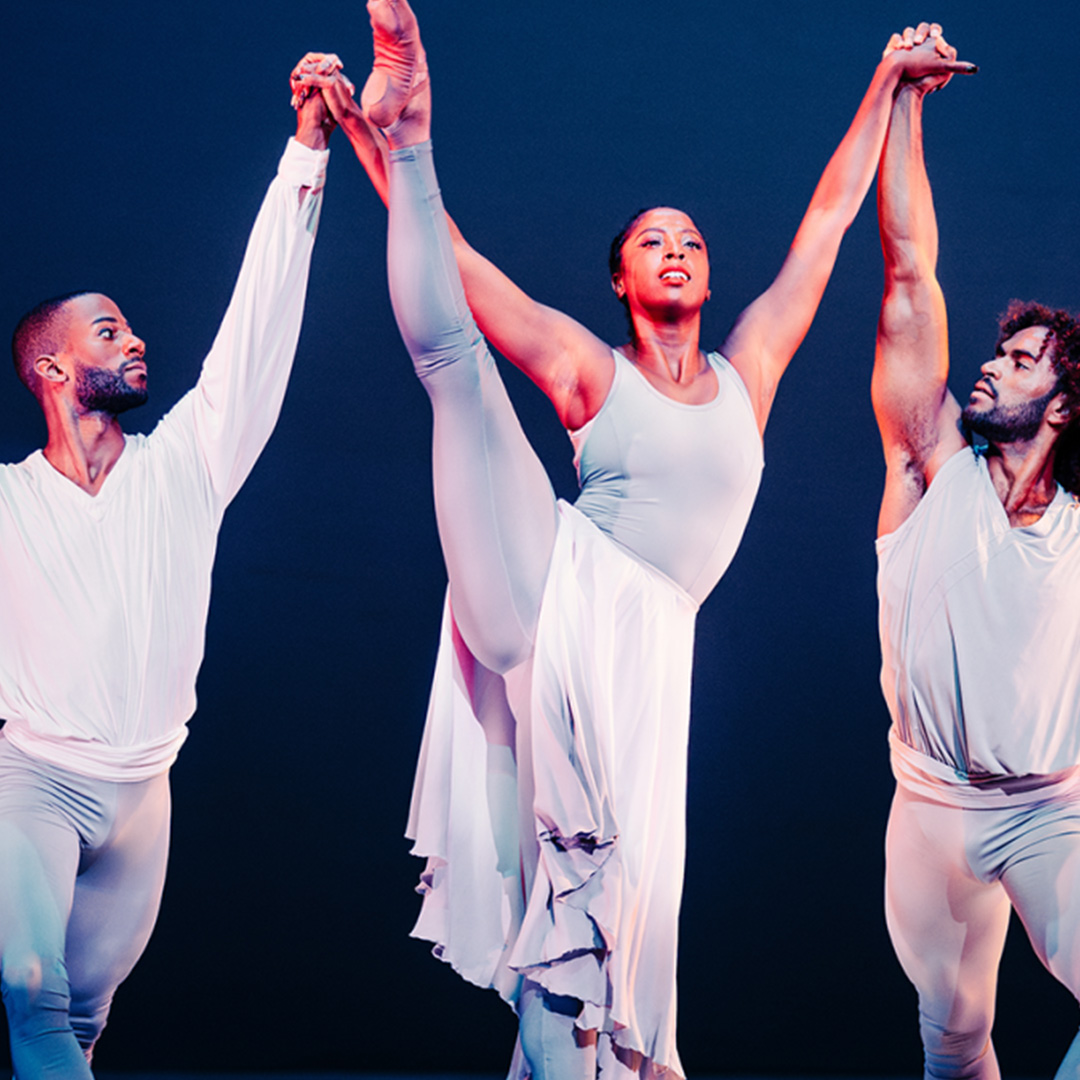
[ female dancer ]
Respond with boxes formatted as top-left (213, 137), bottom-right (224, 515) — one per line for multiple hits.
top-left (297, 10), bottom-right (971, 1079)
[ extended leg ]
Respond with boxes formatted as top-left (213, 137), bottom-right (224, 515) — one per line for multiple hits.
top-left (0, 754), bottom-right (90, 1079)
top-left (64, 774), bottom-right (170, 1060)
top-left (997, 792), bottom-right (1080, 1079)
top-left (384, 137), bottom-right (557, 672)
top-left (885, 785), bottom-right (1011, 1080)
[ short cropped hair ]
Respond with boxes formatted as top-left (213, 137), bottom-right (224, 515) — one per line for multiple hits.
top-left (11, 291), bottom-right (92, 399)
top-left (998, 300), bottom-right (1080, 494)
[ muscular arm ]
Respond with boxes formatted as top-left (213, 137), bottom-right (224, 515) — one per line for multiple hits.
top-left (872, 83), bottom-right (965, 537)
top-left (444, 220), bottom-right (613, 429)
top-left (722, 34), bottom-right (973, 434)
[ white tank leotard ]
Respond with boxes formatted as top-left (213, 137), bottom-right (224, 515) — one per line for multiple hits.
top-left (572, 349), bottom-right (762, 605)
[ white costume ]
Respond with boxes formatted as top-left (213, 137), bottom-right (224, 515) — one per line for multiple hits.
top-left (877, 445), bottom-right (1080, 1079)
top-left (0, 137), bottom-right (327, 1077)
top-left (387, 141), bottom-right (763, 1080)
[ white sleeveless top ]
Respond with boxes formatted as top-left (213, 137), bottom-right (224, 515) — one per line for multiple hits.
top-left (570, 350), bottom-right (763, 605)
top-left (877, 446), bottom-right (1080, 779)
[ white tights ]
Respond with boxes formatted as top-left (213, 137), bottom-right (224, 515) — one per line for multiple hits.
top-left (387, 143), bottom-right (595, 1077)
top-left (386, 141), bottom-right (557, 676)
top-left (0, 738), bottom-right (170, 1078)
top-left (886, 779), bottom-right (1080, 1080)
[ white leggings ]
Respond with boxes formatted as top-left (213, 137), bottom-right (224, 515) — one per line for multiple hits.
top-left (386, 142), bottom-right (557, 675)
top-left (387, 143), bottom-right (593, 1079)
top-left (0, 737), bottom-right (170, 1078)
top-left (886, 778), bottom-right (1080, 1080)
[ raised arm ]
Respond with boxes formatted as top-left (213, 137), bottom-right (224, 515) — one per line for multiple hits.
top-left (873, 77), bottom-right (966, 537)
top-left (721, 27), bottom-right (975, 434)
top-left (296, 46), bottom-right (611, 430)
top-left (179, 87), bottom-right (332, 512)
top-left (293, 39), bottom-right (617, 431)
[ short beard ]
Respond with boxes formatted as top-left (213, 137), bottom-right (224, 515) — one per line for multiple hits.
top-left (75, 362), bottom-right (148, 416)
top-left (961, 384), bottom-right (1059, 445)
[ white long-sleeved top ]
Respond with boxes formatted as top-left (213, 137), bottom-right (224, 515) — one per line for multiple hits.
top-left (0, 137), bottom-right (328, 781)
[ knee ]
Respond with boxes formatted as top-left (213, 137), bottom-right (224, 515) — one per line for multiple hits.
top-left (476, 637), bottom-right (533, 678)
top-left (919, 1005), bottom-right (995, 1080)
top-left (69, 995), bottom-right (110, 1058)
top-left (406, 324), bottom-right (483, 385)
top-left (1, 952), bottom-right (71, 1036)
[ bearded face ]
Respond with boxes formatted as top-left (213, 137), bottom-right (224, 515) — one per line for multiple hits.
top-left (961, 383), bottom-right (1061, 445)
top-left (75, 360), bottom-right (149, 416)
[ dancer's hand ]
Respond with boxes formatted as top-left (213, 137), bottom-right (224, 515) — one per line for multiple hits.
top-left (294, 85), bottom-right (337, 150)
top-left (882, 22), bottom-right (976, 94)
top-left (291, 53), bottom-right (355, 108)
top-left (292, 53), bottom-right (370, 143)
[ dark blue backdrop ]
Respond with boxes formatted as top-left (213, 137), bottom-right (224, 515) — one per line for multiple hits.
top-left (2, 0), bottom-right (1079, 1073)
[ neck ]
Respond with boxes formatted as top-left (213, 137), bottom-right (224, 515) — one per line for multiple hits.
top-left (985, 435), bottom-right (1060, 526)
top-left (626, 311), bottom-right (704, 384)
top-left (42, 400), bottom-right (127, 495)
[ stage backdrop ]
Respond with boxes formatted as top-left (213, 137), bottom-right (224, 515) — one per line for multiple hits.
top-left (2, 0), bottom-right (1078, 1073)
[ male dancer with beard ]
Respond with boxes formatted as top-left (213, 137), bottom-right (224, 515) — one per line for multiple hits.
top-left (874, 25), bottom-right (1080, 1080)
top-left (0, 77), bottom-right (333, 1077)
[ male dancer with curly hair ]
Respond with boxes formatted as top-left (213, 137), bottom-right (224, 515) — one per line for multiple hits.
top-left (875, 25), bottom-right (1080, 1080)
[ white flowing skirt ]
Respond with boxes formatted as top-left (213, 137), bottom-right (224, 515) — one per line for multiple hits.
top-left (407, 501), bottom-right (698, 1079)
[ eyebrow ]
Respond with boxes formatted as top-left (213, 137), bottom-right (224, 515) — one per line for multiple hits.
top-left (91, 317), bottom-right (119, 325)
top-left (635, 227), bottom-right (704, 239)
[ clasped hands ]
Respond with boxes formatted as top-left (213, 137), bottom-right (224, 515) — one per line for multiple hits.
top-left (884, 22), bottom-right (977, 94)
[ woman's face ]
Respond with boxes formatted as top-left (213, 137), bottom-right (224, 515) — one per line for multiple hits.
top-left (612, 208), bottom-right (710, 319)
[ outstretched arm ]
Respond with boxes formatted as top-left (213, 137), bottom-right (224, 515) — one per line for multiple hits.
top-left (873, 78), bottom-right (965, 537)
top-left (721, 27), bottom-right (975, 434)
top-left (184, 85), bottom-right (332, 511)
top-left (293, 51), bottom-right (618, 431)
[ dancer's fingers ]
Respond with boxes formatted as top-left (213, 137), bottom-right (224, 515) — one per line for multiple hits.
top-left (882, 31), bottom-right (905, 58)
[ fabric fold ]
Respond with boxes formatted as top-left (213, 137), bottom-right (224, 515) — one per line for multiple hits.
top-left (407, 502), bottom-right (696, 1079)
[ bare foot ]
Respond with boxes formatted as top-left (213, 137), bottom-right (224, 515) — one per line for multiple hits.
top-left (360, 0), bottom-right (430, 147)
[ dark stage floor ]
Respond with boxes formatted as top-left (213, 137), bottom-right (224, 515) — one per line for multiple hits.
top-left (83, 1075), bottom-right (988, 1080)
top-left (83, 1075), bottom-right (1045, 1080)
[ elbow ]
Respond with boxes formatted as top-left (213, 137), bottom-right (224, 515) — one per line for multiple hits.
top-left (883, 242), bottom-right (937, 290)
top-left (877, 286), bottom-right (922, 342)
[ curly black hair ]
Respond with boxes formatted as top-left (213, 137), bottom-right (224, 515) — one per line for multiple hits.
top-left (996, 300), bottom-right (1080, 494)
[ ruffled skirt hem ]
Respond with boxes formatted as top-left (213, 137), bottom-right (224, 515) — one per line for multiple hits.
top-left (407, 502), bottom-right (696, 1078)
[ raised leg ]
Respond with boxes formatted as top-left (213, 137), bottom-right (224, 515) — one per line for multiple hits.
top-left (361, 0), bottom-right (431, 147)
top-left (385, 144), bottom-right (557, 672)
top-left (885, 785), bottom-right (1011, 1080)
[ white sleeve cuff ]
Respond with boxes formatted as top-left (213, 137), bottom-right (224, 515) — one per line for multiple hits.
top-left (279, 136), bottom-right (330, 190)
